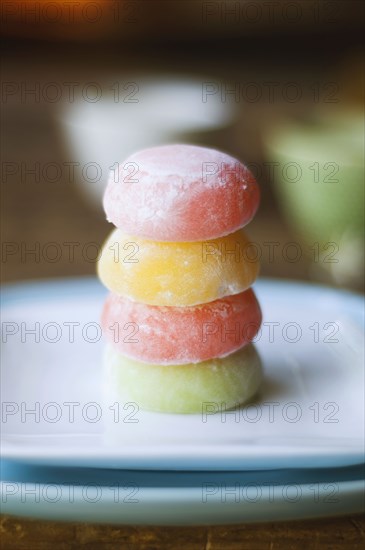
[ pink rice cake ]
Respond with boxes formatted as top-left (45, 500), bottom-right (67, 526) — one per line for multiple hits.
top-left (101, 288), bottom-right (262, 365)
top-left (103, 144), bottom-right (260, 242)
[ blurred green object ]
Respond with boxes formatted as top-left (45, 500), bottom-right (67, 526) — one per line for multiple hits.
top-left (265, 111), bottom-right (364, 287)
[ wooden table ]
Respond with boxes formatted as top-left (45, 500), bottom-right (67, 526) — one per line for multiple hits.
top-left (1, 515), bottom-right (365, 549)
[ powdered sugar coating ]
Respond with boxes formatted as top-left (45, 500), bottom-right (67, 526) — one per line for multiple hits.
top-left (103, 144), bottom-right (260, 241)
top-left (102, 288), bottom-right (262, 365)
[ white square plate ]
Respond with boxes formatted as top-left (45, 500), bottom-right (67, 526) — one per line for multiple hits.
top-left (1, 277), bottom-right (364, 470)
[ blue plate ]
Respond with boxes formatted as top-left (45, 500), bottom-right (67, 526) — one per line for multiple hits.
top-left (1, 459), bottom-right (364, 524)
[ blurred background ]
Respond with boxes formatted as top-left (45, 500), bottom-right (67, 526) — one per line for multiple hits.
top-left (1, 0), bottom-right (364, 290)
